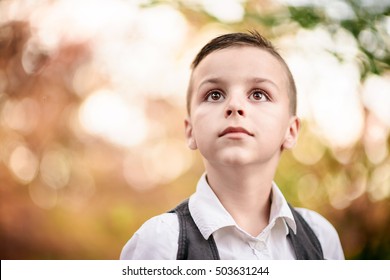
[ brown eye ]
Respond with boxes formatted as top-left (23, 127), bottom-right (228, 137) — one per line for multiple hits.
top-left (206, 91), bottom-right (225, 102)
top-left (249, 90), bottom-right (268, 101)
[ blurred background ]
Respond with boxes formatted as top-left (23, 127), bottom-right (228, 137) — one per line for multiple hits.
top-left (0, 0), bottom-right (389, 260)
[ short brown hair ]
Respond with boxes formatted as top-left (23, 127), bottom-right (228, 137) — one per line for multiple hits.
top-left (186, 31), bottom-right (297, 115)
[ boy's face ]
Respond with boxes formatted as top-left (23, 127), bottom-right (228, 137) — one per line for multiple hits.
top-left (185, 46), bottom-right (299, 168)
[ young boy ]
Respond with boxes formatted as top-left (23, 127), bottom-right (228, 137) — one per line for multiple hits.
top-left (120, 31), bottom-right (344, 260)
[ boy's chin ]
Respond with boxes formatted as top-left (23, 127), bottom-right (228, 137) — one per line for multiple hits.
top-left (209, 151), bottom-right (256, 167)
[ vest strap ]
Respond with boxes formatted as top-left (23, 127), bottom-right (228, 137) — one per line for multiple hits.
top-left (286, 204), bottom-right (324, 259)
top-left (169, 199), bottom-right (220, 260)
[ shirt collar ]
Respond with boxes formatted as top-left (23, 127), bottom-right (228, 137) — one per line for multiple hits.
top-left (188, 173), bottom-right (297, 239)
top-left (269, 181), bottom-right (297, 234)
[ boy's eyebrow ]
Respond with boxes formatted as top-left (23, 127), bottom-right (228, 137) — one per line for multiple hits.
top-left (250, 77), bottom-right (280, 91)
top-left (198, 77), bottom-right (280, 91)
top-left (197, 78), bottom-right (220, 90)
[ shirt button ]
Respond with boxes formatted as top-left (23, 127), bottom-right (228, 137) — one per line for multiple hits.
top-left (255, 241), bottom-right (266, 251)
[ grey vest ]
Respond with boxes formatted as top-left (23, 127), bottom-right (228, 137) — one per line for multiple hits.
top-left (169, 199), bottom-right (324, 260)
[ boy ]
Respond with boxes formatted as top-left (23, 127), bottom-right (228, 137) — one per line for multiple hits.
top-left (120, 31), bottom-right (344, 259)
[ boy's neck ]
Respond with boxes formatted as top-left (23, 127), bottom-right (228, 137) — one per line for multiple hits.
top-left (204, 163), bottom-right (275, 237)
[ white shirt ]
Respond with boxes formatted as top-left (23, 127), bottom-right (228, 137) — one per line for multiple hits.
top-left (120, 174), bottom-right (344, 260)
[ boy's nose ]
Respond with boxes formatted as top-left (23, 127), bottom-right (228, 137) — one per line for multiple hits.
top-left (225, 101), bottom-right (245, 118)
top-left (225, 108), bottom-right (244, 117)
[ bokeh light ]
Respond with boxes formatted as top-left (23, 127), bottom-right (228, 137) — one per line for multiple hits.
top-left (78, 89), bottom-right (148, 148)
top-left (9, 144), bottom-right (39, 184)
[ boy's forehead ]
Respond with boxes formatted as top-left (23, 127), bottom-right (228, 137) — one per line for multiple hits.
top-left (191, 46), bottom-right (288, 87)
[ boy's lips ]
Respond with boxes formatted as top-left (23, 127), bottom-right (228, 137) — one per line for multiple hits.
top-left (218, 126), bottom-right (254, 137)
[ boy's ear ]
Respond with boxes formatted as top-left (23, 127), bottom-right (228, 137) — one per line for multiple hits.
top-left (282, 116), bottom-right (300, 150)
top-left (184, 117), bottom-right (197, 150)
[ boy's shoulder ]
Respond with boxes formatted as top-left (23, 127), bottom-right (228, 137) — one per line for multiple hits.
top-left (293, 207), bottom-right (336, 234)
top-left (138, 212), bottom-right (179, 235)
top-left (120, 213), bottom-right (179, 259)
top-left (294, 207), bottom-right (344, 259)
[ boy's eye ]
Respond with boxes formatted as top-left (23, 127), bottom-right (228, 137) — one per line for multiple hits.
top-left (205, 90), bottom-right (225, 102)
top-left (249, 90), bottom-right (268, 101)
